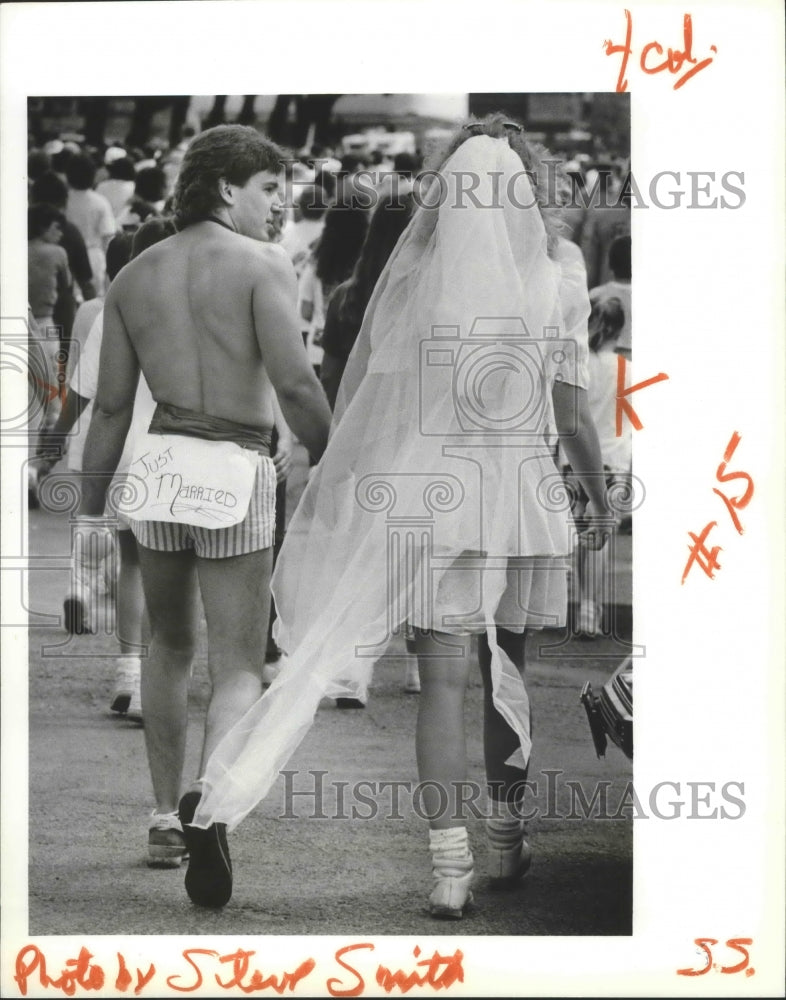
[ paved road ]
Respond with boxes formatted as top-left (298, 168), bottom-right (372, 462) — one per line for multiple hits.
top-left (21, 448), bottom-right (634, 938)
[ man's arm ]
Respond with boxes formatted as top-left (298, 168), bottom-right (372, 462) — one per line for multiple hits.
top-left (79, 286), bottom-right (140, 514)
top-left (252, 247), bottom-right (332, 463)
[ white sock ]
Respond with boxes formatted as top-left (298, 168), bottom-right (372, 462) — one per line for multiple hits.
top-left (429, 826), bottom-right (472, 862)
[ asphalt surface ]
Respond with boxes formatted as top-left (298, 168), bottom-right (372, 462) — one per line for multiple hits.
top-left (23, 447), bottom-right (634, 938)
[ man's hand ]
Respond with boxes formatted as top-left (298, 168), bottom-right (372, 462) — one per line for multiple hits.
top-left (272, 437), bottom-right (294, 484)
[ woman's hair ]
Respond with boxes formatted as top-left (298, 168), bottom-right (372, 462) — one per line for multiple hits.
top-left (106, 157), bottom-right (137, 182)
top-left (171, 125), bottom-right (288, 229)
top-left (28, 203), bottom-right (62, 239)
top-left (588, 296), bottom-right (625, 352)
top-left (30, 171), bottom-right (68, 210)
top-left (134, 166), bottom-right (166, 204)
top-left (428, 112), bottom-right (568, 256)
top-left (338, 191), bottom-right (416, 332)
top-left (315, 202), bottom-right (369, 289)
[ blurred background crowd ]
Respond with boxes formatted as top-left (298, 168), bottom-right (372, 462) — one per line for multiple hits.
top-left (27, 92), bottom-right (631, 333)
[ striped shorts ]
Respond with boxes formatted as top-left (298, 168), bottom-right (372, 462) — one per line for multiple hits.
top-left (130, 454), bottom-right (277, 559)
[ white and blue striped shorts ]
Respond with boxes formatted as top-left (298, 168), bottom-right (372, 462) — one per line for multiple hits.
top-left (130, 454), bottom-right (277, 559)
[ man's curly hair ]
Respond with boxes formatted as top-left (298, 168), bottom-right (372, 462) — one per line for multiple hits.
top-left (172, 125), bottom-right (288, 229)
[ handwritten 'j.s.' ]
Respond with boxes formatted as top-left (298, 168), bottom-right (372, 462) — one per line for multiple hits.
top-left (604, 10), bottom-right (717, 92)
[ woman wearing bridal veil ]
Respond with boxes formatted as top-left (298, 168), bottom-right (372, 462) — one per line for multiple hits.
top-left (188, 115), bottom-right (611, 917)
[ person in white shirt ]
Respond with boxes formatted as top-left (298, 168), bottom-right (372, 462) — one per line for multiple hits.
top-left (65, 153), bottom-right (117, 293)
top-left (96, 156), bottom-right (137, 220)
top-left (278, 183), bottom-right (327, 278)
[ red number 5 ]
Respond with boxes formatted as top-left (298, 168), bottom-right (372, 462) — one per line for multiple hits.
top-left (677, 938), bottom-right (753, 976)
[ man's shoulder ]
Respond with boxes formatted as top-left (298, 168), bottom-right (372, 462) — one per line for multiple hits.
top-left (237, 237), bottom-right (290, 264)
top-left (235, 239), bottom-right (296, 282)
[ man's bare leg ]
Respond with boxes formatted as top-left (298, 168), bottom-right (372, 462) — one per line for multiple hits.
top-left (195, 546), bottom-right (272, 773)
top-left (137, 546), bottom-right (199, 814)
top-left (177, 547), bottom-right (271, 909)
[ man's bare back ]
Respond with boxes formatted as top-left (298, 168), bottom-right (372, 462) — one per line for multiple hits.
top-left (110, 221), bottom-right (290, 431)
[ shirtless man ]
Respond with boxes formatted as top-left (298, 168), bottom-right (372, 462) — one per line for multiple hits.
top-left (78, 126), bottom-right (332, 907)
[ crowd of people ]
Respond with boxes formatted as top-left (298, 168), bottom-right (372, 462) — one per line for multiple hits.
top-left (26, 111), bottom-right (632, 916)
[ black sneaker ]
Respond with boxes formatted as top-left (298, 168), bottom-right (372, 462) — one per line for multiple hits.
top-left (178, 790), bottom-right (232, 908)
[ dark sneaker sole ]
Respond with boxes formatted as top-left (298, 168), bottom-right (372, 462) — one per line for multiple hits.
top-left (179, 791), bottom-right (232, 908)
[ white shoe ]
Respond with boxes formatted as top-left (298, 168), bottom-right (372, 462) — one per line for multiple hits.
top-left (488, 838), bottom-right (532, 881)
top-left (147, 810), bottom-right (186, 868)
top-left (428, 827), bottom-right (474, 919)
top-left (486, 816), bottom-right (532, 882)
top-left (429, 855), bottom-right (474, 918)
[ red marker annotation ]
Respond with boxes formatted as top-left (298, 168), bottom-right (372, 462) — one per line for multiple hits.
top-left (677, 937), bottom-right (754, 977)
top-left (682, 431), bottom-right (754, 584)
top-left (615, 354), bottom-right (669, 437)
top-left (604, 9), bottom-right (718, 92)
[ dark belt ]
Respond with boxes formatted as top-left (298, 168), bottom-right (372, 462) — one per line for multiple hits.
top-left (148, 402), bottom-right (272, 456)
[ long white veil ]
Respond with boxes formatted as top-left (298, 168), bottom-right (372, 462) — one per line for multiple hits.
top-left (194, 135), bottom-right (589, 830)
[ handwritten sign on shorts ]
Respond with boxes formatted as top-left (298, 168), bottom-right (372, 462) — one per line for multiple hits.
top-left (119, 434), bottom-right (258, 528)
